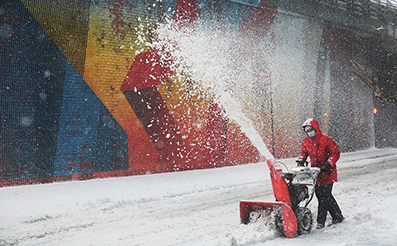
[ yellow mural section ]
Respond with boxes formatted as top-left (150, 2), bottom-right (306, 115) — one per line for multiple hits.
top-left (83, 2), bottom-right (138, 132)
top-left (22, 0), bottom-right (90, 76)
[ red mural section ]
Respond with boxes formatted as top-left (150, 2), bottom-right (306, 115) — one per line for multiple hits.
top-left (123, 87), bottom-right (188, 172)
top-left (203, 100), bottom-right (228, 168)
top-left (120, 48), bottom-right (174, 91)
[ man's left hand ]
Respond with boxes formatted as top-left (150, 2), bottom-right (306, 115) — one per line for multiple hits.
top-left (321, 162), bottom-right (332, 173)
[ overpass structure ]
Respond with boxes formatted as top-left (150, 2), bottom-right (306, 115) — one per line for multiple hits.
top-left (271, 0), bottom-right (396, 33)
top-left (241, 0), bottom-right (397, 52)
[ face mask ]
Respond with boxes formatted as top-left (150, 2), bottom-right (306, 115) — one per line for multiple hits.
top-left (307, 131), bottom-right (316, 138)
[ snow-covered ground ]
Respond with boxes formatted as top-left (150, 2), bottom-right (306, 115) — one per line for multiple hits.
top-left (1, 147), bottom-right (397, 246)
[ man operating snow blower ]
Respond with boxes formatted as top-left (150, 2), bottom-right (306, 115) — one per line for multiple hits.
top-left (296, 118), bottom-right (345, 229)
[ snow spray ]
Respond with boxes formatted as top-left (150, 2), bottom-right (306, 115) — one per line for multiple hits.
top-left (152, 19), bottom-right (274, 160)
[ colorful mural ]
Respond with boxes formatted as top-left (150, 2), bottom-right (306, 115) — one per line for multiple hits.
top-left (0, 0), bottom-right (281, 186)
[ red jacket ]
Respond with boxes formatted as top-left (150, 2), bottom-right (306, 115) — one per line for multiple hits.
top-left (297, 118), bottom-right (340, 186)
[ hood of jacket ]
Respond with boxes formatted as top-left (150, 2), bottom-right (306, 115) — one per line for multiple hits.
top-left (302, 118), bottom-right (322, 139)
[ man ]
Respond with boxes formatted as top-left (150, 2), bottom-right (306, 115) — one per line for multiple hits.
top-left (296, 118), bottom-right (344, 229)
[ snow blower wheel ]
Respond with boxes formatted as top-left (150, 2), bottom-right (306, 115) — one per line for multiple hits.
top-left (274, 207), bottom-right (312, 236)
top-left (296, 207), bottom-right (312, 234)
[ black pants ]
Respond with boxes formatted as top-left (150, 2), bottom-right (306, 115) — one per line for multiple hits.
top-left (315, 183), bottom-right (343, 225)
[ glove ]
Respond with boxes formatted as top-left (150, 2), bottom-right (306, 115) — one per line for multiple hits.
top-left (320, 162), bottom-right (332, 173)
top-left (296, 160), bottom-right (305, 167)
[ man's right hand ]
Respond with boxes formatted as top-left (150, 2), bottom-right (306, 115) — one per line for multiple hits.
top-left (296, 160), bottom-right (305, 167)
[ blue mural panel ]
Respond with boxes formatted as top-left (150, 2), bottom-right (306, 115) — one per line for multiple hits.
top-left (0, 0), bottom-right (64, 181)
top-left (53, 60), bottom-right (101, 176)
top-left (54, 60), bottom-right (128, 176)
top-left (96, 105), bottom-right (129, 173)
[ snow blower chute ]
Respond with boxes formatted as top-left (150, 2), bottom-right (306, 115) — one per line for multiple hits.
top-left (240, 158), bottom-right (320, 238)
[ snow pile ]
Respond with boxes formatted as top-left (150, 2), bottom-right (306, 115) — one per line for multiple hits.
top-left (1, 148), bottom-right (397, 245)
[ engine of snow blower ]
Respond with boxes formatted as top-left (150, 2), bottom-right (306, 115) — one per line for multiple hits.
top-left (282, 166), bottom-right (320, 210)
top-left (240, 159), bottom-right (320, 238)
top-left (277, 165), bottom-right (320, 235)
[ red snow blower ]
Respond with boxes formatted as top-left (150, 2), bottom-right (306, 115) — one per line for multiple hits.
top-left (240, 158), bottom-right (320, 238)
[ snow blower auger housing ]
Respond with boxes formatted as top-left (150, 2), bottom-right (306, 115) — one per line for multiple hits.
top-left (240, 159), bottom-right (320, 238)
